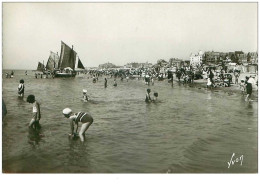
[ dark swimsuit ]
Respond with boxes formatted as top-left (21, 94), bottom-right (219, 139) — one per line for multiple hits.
top-left (18, 84), bottom-right (24, 94)
top-left (246, 83), bottom-right (252, 95)
top-left (74, 112), bottom-right (93, 123)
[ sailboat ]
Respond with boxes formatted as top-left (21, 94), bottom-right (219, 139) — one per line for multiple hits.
top-left (54, 41), bottom-right (77, 78)
top-left (46, 51), bottom-right (59, 74)
top-left (77, 57), bottom-right (85, 70)
top-left (36, 62), bottom-right (45, 72)
top-left (74, 56), bottom-right (85, 72)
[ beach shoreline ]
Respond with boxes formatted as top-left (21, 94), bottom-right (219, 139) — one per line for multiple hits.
top-left (172, 73), bottom-right (258, 100)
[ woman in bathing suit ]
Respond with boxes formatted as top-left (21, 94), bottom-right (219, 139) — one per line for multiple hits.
top-left (63, 108), bottom-right (93, 142)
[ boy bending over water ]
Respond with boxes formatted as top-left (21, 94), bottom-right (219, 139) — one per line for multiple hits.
top-left (63, 108), bottom-right (94, 142)
top-left (27, 95), bottom-right (41, 129)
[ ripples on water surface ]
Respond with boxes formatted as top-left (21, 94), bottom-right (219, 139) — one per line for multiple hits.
top-left (2, 70), bottom-right (258, 173)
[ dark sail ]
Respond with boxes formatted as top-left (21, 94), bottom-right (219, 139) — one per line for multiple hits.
top-left (77, 58), bottom-right (85, 69)
top-left (46, 51), bottom-right (59, 71)
top-left (37, 62), bottom-right (45, 72)
top-left (58, 41), bottom-right (77, 70)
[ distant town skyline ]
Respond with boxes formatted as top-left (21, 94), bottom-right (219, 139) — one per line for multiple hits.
top-left (2, 3), bottom-right (257, 70)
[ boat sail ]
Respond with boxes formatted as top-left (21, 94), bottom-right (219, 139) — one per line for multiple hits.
top-left (55, 41), bottom-right (77, 77)
top-left (77, 58), bottom-right (85, 69)
top-left (46, 51), bottom-right (59, 71)
top-left (74, 56), bottom-right (86, 73)
top-left (37, 62), bottom-right (45, 72)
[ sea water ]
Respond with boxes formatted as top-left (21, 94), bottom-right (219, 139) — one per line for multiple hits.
top-left (2, 70), bottom-right (258, 173)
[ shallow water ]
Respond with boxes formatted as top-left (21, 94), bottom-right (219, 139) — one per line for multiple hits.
top-left (2, 70), bottom-right (258, 173)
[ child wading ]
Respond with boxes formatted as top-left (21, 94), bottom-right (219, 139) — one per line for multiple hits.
top-left (27, 95), bottom-right (41, 129)
top-left (18, 79), bottom-right (25, 97)
top-left (145, 89), bottom-right (152, 102)
top-left (82, 89), bottom-right (89, 101)
top-left (63, 108), bottom-right (94, 142)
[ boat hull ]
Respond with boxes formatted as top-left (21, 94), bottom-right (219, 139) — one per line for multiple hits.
top-left (54, 73), bottom-right (76, 78)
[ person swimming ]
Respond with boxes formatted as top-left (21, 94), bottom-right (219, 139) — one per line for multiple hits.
top-left (18, 79), bottom-right (25, 97)
top-left (27, 95), bottom-right (41, 129)
top-left (152, 92), bottom-right (159, 102)
top-left (63, 108), bottom-right (94, 142)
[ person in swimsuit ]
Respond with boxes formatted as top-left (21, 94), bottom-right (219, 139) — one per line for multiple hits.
top-left (18, 79), bottom-right (25, 97)
top-left (82, 89), bottom-right (89, 101)
top-left (104, 78), bottom-right (108, 88)
top-left (152, 92), bottom-right (159, 102)
top-left (145, 89), bottom-right (152, 102)
top-left (63, 108), bottom-right (94, 142)
top-left (245, 77), bottom-right (253, 101)
top-left (27, 95), bottom-right (41, 129)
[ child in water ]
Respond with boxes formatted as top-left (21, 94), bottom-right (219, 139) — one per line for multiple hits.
top-left (18, 79), bottom-right (25, 97)
top-left (152, 92), bottom-right (159, 102)
top-left (63, 108), bottom-right (94, 142)
top-left (145, 89), bottom-right (152, 102)
top-left (240, 80), bottom-right (246, 94)
top-left (82, 89), bottom-right (89, 101)
top-left (27, 95), bottom-right (41, 129)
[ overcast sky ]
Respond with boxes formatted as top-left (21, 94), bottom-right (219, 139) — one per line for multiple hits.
top-left (2, 2), bottom-right (257, 70)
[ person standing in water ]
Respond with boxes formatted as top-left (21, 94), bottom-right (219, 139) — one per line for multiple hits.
top-left (113, 79), bottom-right (117, 87)
top-left (18, 79), bottom-right (25, 97)
top-left (63, 108), bottom-right (94, 142)
top-left (145, 89), bottom-right (152, 102)
top-left (27, 95), bottom-right (41, 129)
top-left (245, 76), bottom-right (253, 101)
top-left (82, 89), bottom-right (89, 101)
top-left (104, 78), bottom-right (108, 88)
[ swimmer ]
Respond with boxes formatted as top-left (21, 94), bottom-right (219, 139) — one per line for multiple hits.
top-left (63, 108), bottom-right (94, 142)
top-left (18, 79), bottom-right (25, 97)
top-left (27, 95), bottom-right (41, 129)
top-left (145, 89), bottom-right (152, 102)
top-left (152, 92), bottom-right (159, 102)
top-left (82, 89), bottom-right (89, 101)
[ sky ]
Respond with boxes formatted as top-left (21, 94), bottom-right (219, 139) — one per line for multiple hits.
top-left (2, 2), bottom-right (258, 70)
